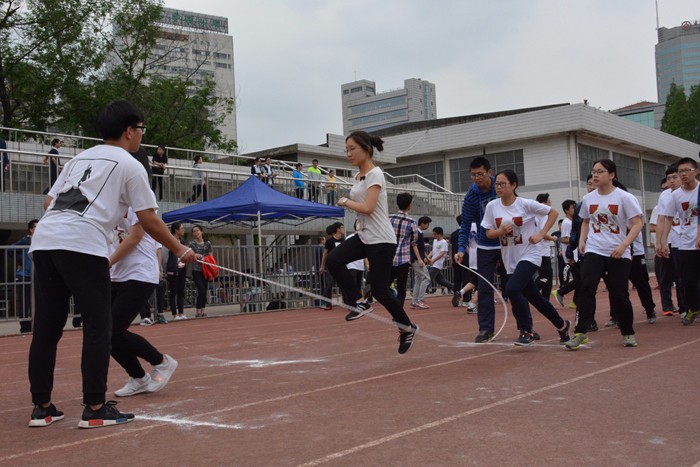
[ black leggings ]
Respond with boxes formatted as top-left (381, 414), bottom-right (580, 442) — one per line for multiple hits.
top-left (168, 271), bottom-right (186, 315)
top-left (111, 281), bottom-right (163, 379)
top-left (326, 234), bottom-right (412, 327)
top-left (192, 270), bottom-right (209, 309)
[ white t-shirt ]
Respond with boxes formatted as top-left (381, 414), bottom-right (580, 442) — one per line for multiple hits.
top-left (430, 238), bottom-right (449, 269)
top-left (656, 188), bottom-right (682, 247)
top-left (481, 197), bottom-right (552, 274)
top-left (110, 208), bottom-right (161, 284)
top-left (649, 205), bottom-right (658, 246)
top-left (350, 166), bottom-right (396, 245)
top-left (659, 183), bottom-right (699, 251)
top-left (560, 218), bottom-right (572, 257)
top-left (535, 213), bottom-right (552, 257)
top-left (31, 144), bottom-right (157, 258)
top-left (468, 222), bottom-right (478, 270)
top-left (345, 233), bottom-right (365, 271)
top-left (580, 188), bottom-right (643, 260)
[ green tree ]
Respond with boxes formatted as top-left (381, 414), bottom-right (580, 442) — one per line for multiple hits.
top-left (661, 83), bottom-right (694, 142)
top-left (686, 84), bottom-right (700, 143)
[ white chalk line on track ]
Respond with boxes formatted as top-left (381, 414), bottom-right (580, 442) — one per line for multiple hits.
top-left (297, 336), bottom-right (700, 466)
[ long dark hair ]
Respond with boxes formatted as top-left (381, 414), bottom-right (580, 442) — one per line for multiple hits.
top-left (346, 131), bottom-right (384, 157)
top-left (170, 221), bottom-right (182, 234)
top-left (495, 169), bottom-right (519, 196)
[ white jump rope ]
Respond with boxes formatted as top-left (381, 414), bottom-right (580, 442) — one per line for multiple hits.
top-left (188, 253), bottom-right (533, 348)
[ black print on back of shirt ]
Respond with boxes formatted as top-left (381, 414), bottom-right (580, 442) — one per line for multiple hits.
top-left (51, 158), bottom-right (118, 215)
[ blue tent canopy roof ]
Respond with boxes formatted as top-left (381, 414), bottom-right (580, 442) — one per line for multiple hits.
top-left (162, 176), bottom-right (344, 226)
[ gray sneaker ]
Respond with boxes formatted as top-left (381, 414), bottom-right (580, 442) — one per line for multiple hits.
top-left (623, 335), bottom-right (638, 347)
top-left (148, 355), bottom-right (178, 393)
top-left (565, 333), bottom-right (589, 351)
top-left (114, 374), bottom-right (152, 397)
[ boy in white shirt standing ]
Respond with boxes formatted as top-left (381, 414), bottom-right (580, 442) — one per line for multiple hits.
top-left (427, 227), bottom-right (454, 298)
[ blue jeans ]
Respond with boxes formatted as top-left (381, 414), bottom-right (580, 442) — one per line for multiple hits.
top-left (504, 260), bottom-right (565, 333)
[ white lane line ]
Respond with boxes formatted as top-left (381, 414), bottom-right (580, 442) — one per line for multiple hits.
top-left (297, 337), bottom-right (700, 466)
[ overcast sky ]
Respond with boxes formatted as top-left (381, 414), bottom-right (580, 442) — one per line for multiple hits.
top-left (164, 0), bottom-right (700, 153)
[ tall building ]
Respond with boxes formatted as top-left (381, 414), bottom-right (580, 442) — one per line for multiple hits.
top-left (610, 101), bottom-right (665, 130)
top-left (108, 7), bottom-right (237, 143)
top-left (656, 20), bottom-right (700, 103)
top-left (341, 78), bottom-right (436, 134)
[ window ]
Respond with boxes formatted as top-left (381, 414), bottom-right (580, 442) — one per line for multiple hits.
top-left (450, 150), bottom-right (525, 193)
top-left (385, 162), bottom-right (444, 189)
top-left (612, 152), bottom-right (640, 190)
top-left (578, 144), bottom-right (608, 181)
top-left (642, 160), bottom-right (666, 193)
top-left (350, 86), bottom-right (362, 93)
top-left (350, 95), bottom-right (406, 114)
top-left (349, 110), bottom-right (407, 126)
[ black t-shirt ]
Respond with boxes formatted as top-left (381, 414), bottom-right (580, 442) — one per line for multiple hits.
top-left (152, 153), bottom-right (168, 175)
top-left (325, 237), bottom-right (343, 253)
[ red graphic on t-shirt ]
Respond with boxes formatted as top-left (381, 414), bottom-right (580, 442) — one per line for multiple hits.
top-left (495, 217), bottom-right (523, 247)
top-left (589, 204), bottom-right (621, 234)
top-left (680, 201), bottom-right (699, 226)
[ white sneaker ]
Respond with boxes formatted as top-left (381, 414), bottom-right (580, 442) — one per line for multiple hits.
top-left (114, 374), bottom-right (152, 397)
top-left (140, 317), bottom-right (154, 326)
top-left (148, 355), bottom-right (178, 393)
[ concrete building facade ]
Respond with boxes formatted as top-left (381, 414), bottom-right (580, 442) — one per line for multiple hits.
top-left (341, 78), bottom-right (436, 134)
top-left (656, 20), bottom-right (700, 103)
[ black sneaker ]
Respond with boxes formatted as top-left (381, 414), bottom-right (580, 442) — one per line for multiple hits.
top-left (451, 291), bottom-right (461, 308)
top-left (474, 330), bottom-right (494, 343)
top-left (514, 331), bottom-right (536, 346)
top-left (398, 324), bottom-right (418, 354)
top-left (28, 403), bottom-right (64, 427)
top-left (588, 321), bottom-right (599, 332)
top-left (78, 401), bottom-right (134, 429)
top-left (558, 319), bottom-right (572, 344)
top-left (532, 330), bottom-right (541, 340)
top-left (345, 301), bottom-right (373, 321)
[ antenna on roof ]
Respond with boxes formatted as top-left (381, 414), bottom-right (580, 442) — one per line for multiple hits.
top-left (655, 0), bottom-right (660, 29)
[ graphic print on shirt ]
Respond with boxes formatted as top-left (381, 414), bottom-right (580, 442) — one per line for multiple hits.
top-left (589, 204), bottom-right (621, 234)
top-left (51, 158), bottom-right (118, 215)
top-left (495, 217), bottom-right (523, 246)
top-left (680, 201), bottom-right (699, 226)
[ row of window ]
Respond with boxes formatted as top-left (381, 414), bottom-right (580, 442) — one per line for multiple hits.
top-left (349, 95), bottom-right (407, 115)
top-left (349, 109), bottom-right (407, 126)
top-left (385, 145), bottom-right (668, 195)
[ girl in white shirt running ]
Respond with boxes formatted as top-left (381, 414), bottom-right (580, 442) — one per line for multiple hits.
top-left (565, 159), bottom-right (643, 350)
top-left (482, 170), bottom-right (570, 346)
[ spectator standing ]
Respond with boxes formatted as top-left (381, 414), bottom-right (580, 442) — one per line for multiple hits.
top-left (389, 193), bottom-right (419, 307)
top-left (263, 157), bottom-right (276, 187)
top-left (426, 227), bottom-right (454, 297)
top-left (166, 222), bottom-right (188, 320)
top-left (293, 163), bottom-right (305, 199)
top-left (189, 225), bottom-right (212, 318)
top-left (451, 215), bottom-right (464, 307)
top-left (186, 155), bottom-right (207, 203)
top-left (151, 145), bottom-right (167, 201)
top-left (13, 219), bottom-right (39, 333)
top-left (319, 222), bottom-right (345, 310)
top-left (251, 157), bottom-right (264, 180)
top-left (307, 159), bottom-right (322, 202)
top-left (43, 138), bottom-right (60, 194)
top-left (410, 216), bottom-right (433, 309)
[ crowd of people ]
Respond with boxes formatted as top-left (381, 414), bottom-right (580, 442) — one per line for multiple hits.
top-left (8, 102), bottom-right (700, 431)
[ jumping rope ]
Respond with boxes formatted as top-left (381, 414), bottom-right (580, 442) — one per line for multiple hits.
top-left (189, 256), bottom-right (541, 349)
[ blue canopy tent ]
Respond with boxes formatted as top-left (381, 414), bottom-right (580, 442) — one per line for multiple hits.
top-left (162, 176), bottom-right (344, 273)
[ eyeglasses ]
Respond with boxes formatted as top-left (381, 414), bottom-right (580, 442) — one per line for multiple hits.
top-left (494, 182), bottom-right (509, 188)
top-left (591, 170), bottom-right (607, 175)
top-left (470, 172), bottom-right (488, 179)
top-left (132, 125), bottom-right (147, 135)
top-left (678, 168), bottom-right (696, 174)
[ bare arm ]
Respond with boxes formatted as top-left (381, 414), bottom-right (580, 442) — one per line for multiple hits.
top-left (577, 219), bottom-right (590, 256)
top-left (341, 185), bottom-right (380, 215)
top-left (611, 216), bottom-right (642, 259)
top-left (109, 223), bottom-right (145, 266)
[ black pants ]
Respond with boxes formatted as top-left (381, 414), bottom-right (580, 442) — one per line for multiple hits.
top-left (669, 247), bottom-right (688, 312)
top-left (505, 260), bottom-right (565, 333)
top-left (558, 258), bottom-right (581, 296)
top-left (16, 277), bottom-right (32, 331)
top-left (327, 235), bottom-right (412, 327)
top-left (187, 184), bottom-right (208, 202)
top-left (111, 281), bottom-right (163, 379)
top-left (390, 263), bottom-right (411, 305)
top-left (29, 250), bottom-right (111, 406)
top-left (536, 256), bottom-right (554, 299)
top-left (628, 255), bottom-right (656, 316)
top-left (574, 253), bottom-right (634, 336)
top-left (295, 187), bottom-right (304, 199)
top-left (309, 184), bottom-right (319, 202)
top-left (151, 173), bottom-right (165, 200)
top-left (557, 255), bottom-right (566, 286)
top-left (678, 250), bottom-right (700, 312)
top-left (322, 271), bottom-right (335, 307)
top-left (168, 271), bottom-right (186, 315)
top-left (476, 248), bottom-right (507, 333)
top-left (192, 269), bottom-right (209, 309)
top-left (429, 267), bottom-right (454, 292)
